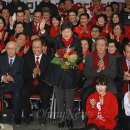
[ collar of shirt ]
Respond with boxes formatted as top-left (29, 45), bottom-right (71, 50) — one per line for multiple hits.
top-left (34, 54), bottom-right (42, 63)
top-left (92, 38), bottom-right (96, 43)
top-left (126, 58), bottom-right (130, 69)
top-left (8, 56), bottom-right (16, 64)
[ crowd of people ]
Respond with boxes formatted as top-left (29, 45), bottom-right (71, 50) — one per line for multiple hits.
top-left (0, 0), bottom-right (130, 130)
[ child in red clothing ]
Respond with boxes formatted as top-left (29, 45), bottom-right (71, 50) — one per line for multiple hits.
top-left (86, 74), bottom-right (118, 130)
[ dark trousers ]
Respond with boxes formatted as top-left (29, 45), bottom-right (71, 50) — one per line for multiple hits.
top-left (55, 87), bottom-right (75, 121)
top-left (22, 82), bottom-right (53, 117)
top-left (0, 83), bottom-right (22, 121)
top-left (81, 86), bottom-right (95, 112)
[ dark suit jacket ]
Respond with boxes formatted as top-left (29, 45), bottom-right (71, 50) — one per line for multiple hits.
top-left (23, 53), bottom-right (50, 87)
top-left (84, 53), bottom-right (117, 94)
top-left (0, 54), bottom-right (24, 88)
top-left (42, 34), bottom-right (83, 89)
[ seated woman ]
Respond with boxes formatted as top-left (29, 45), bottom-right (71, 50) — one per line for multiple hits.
top-left (123, 91), bottom-right (130, 130)
top-left (86, 74), bottom-right (118, 130)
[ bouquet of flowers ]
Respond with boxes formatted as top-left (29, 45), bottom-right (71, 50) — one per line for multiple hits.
top-left (51, 47), bottom-right (79, 69)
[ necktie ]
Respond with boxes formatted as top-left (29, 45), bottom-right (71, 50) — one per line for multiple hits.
top-left (35, 57), bottom-right (39, 67)
top-left (33, 57), bottom-right (40, 86)
top-left (9, 59), bottom-right (13, 68)
top-left (35, 23), bottom-right (39, 32)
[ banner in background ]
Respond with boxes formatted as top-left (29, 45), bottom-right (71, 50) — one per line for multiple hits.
top-left (5, 0), bottom-right (124, 13)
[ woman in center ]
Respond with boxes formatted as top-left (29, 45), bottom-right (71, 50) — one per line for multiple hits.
top-left (40, 21), bottom-right (82, 128)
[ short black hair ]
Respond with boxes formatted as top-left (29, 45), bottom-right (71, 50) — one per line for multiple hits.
top-left (105, 5), bottom-right (114, 12)
top-left (97, 13), bottom-right (107, 22)
top-left (52, 14), bottom-right (61, 22)
top-left (79, 13), bottom-right (90, 19)
top-left (15, 32), bottom-right (27, 39)
top-left (16, 10), bottom-right (25, 15)
top-left (32, 38), bottom-right (46, 46)
top-left (67, 9), bottom-right (78, 16)
top-left (91, 25), bottom-right (102, 33)
top-left (108, 39), bottom-right (119, 50)
top-left (110, 1), bottom-right (119, 7)
top-left (14, 22), bottom-right (24, 29)
top-left (96, 74), bottom-right (108, 86)
top-left (78, 7), bottom-right (87, 14)
top-left (61, 21), bottom-right (73, 31)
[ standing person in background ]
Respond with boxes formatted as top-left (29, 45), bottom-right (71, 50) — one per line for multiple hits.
top-left (36, 0), bottom-right (58, 17)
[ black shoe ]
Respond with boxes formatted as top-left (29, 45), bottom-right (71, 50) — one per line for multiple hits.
top-left (58, 121), bottom-right (65, 128)
top-left (24, 116), bottom-right (32, 124)
top-left (39, 117), bottom-right (46, 126)
top-left (66, 119), bottom-right (73, 129)
top-left (14, 119), bottom-right (21, 126)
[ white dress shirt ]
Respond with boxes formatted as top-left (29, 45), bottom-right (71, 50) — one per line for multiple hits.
top-left (124, 91), bottom-right (130, 116)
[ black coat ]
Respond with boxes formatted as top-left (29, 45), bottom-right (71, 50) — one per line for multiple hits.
top-left (23, 53), bottom-right (50, 87)
top-left (0, 54), bottom-right (24, 89)
top-left (42, 34), bottom-right (83, 89)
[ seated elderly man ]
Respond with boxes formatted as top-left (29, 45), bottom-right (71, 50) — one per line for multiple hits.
top-left (0, 41), bottom-right (24, 125)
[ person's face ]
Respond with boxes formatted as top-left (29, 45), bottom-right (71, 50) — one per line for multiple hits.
top-left (124, 46), bottom-right (130, 61)
top-left (81, 40), bottom-right (89, 52)
top-left (6, 43), bottom-right (16, 57)
top-left (15, 24), bottom-right (24, 34)
top-left (93, 0), bottom-right (101, 7)
top-left (16, 34), bottom-right (26, 47)
top-left (96, 39), bottom-right (107, 55)
top-left (91, 27), bottom-right (100, 39)
top-left (112, 4), bottom-right (119, 13)
top-left (32, 41), bottom-right (43, 56)
top-left (16, 12), bottom-right (24, 22)
top-left (68, 12), bottom-right (77, 23)
top-left (52, 17), bottom-right (60, 27)
top-left (112, 14), bottom-right (119, 23)
top-left (113, 25), bottom-right (122, 36)
top-left (61, 28), bottom-right (73, 41)
top-left (0, 19), bottom-right (4, 29)
top-left (2, 9), bottom-right (10, 21)
top-left (42, 12), bottom-right (51, 23)
top-left (96, 84), bottom-right (107, 96)
top-left (97, 17), bottom-right (105, 26)
top-left (125, 0), bottom-right (130, 6)
top-left (24, 10), bottom-right (31, 21)
top-left (65, 0), bottom-right (73, 10)
top-left (78, 8), bottom-right (85, 17)
top-left (105, 7), bottom-right (113, 18)
top-left (108, 42), bottom-right (117, 54)
top-left (80, 15), bottom-right (88, 26)
top-left (34, 12), bottom-right (42, 23)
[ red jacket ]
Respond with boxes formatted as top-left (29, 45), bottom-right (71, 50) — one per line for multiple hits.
top-left (74, 24), bottom-right (91, 39)
top-left (86, 91), bottom-right (118, 130)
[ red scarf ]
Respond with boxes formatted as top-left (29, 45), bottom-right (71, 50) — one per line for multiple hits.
top-left (50, 25), bottom-right (60, 38)
top-left (62, 36), bottom-right (73, 47)
top-left (114, 34), bottom-right (125, 43)
top-left (111, 50), bottom-right (119, 57)
top-left (92, 51), bottom-right (109, 70)
top-left (0, 28), bottom-right (5, 51)
top-left (122, 57), bottom-right (130, 94)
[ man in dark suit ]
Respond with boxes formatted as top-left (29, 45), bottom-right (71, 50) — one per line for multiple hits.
top-left (0, 41), bottom-right (24, 125)
top-left (22, 38), bottom-right (52, 125)
top-left (81, 36), bottom-right (117, 112)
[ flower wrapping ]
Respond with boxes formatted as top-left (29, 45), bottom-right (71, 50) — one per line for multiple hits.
top-left (51, 48), bottom-right (79, 69)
